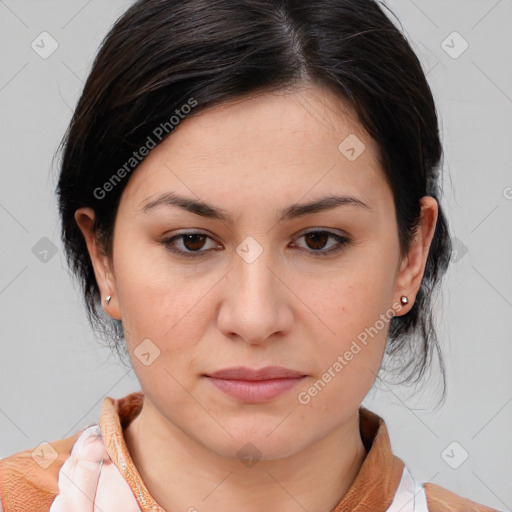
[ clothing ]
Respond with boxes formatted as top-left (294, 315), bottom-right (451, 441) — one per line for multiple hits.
top-left (0, 391), bottom-right (499, 512)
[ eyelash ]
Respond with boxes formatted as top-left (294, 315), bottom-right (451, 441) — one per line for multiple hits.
top-left (160, 230), bottom-right (350, 258)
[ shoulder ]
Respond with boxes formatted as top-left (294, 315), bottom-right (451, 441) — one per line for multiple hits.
top-left (424, 481), bottom-right (499, 512)
top-left (0, 430), bottom-right (82, 512)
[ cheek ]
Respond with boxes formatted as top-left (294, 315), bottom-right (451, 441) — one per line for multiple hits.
top-left (306, 254), bottom-right (395, 336)
top-left (300, 252), bottom-right (396, 392)
top-left (113, 233), bottom-right (189, 322)
top-left (111, 243), bottom-right (229, 401)
top-left (110, 237), bottom-right (203, 362)
top-left (296, 293), bottom-right (390, 421)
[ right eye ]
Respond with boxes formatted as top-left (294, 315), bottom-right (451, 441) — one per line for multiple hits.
top-left (160, 231), bottom-right (223, 257)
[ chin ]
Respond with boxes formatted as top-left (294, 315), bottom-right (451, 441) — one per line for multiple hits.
top-left (200, 421), bottom-right (309, 462)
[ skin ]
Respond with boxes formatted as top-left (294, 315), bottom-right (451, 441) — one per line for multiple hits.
top-left (76, 83), bottom-right (438, 512)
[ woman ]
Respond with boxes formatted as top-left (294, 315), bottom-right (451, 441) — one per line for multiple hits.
top-left (0, 0), bottom-right (501, 510)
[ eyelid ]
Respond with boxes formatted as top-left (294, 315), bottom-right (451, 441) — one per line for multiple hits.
top-left (294, 226), bottom-right (348, 239)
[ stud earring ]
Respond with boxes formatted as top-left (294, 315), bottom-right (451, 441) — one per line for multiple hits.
top-left (105, 295), bottom-right (112, 306)
top-left (400, 295), bottom-right (409, 305)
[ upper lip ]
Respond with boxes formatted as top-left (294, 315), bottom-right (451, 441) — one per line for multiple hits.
top-left (205, 366), bottom-right (305, 380)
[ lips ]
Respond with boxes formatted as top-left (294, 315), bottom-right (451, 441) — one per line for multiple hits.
top-left (205, 366), bottom-right (305, 380)
top-left (204, 366), bottom-right (307, 403)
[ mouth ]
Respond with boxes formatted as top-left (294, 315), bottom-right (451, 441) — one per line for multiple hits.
top-left (204, 366), bottom-right (307, 403)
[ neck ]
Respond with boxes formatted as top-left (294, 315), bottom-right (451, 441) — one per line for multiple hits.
top-left (124, 398), bottom-right (367, 512)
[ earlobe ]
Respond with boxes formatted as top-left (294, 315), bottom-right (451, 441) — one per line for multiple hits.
top-left (74, 207), bottom-right (122, 320)
top-left (394, 196), bottom-right (438, 315)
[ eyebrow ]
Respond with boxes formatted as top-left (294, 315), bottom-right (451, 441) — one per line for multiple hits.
top-left (140, 191), bottom-right (370, 222)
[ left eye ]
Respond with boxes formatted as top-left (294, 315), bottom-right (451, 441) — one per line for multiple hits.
top-left (160, 230), bottom-right (349, 258)
top-left (291, 230), bottom-right (349, 255)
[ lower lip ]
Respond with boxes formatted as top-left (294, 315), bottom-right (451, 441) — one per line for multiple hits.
top-left (206, 376), bottom-right (305, 403)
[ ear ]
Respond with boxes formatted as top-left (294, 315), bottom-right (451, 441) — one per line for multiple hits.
top-left (394, 196), bottom-right (438, 316)
top-left (74, 207), bottom-right (122, 320)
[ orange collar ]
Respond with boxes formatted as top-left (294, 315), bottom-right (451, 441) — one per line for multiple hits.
top-left (99, 391), bottom-right (405, 512)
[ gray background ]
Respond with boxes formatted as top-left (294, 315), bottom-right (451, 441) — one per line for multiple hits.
top-left (0, 0), bottom-right (511, 510)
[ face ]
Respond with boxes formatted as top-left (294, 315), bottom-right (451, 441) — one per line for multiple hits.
top-left (77, 84), bottom-right (437, 460)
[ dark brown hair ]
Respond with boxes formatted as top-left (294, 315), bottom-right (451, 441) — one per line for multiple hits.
top-left (55, 0), bottom-right (452, 402)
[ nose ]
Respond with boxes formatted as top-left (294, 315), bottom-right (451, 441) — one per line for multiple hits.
top-left (217, 242), bottom-right (294, 345)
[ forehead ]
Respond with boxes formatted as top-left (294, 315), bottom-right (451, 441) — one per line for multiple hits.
top-left (120, 85), bottom-right (386, 211)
